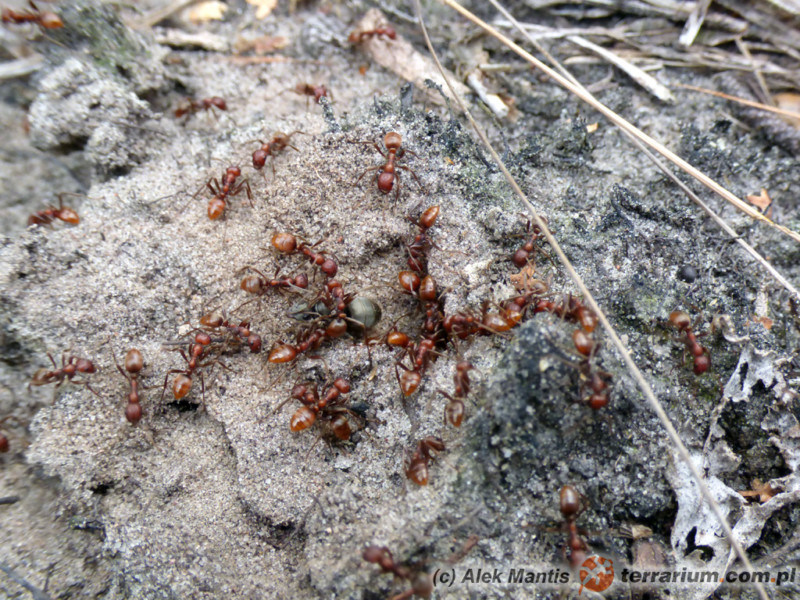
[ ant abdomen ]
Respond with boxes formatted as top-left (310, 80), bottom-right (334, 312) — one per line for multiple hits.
top-left (290, 406), bottom-right (317, 431)
top-left (172, 374), bottom-right (192, 399)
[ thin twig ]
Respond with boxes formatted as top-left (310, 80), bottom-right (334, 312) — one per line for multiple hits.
top-left (566, 35), bottom-right (675, 103)
top-left (488, 0), bottom-right (800, 304)
top-left (438, 0), bottom-right (800, 245)
top-left (679, 0), bottom-right (712, 47)
top-left (676, 82), bottom-right (800, 118)
top-left (418, 3), bottom-right (772, 600)
top-left (0, 560), bottom-right (51, 600)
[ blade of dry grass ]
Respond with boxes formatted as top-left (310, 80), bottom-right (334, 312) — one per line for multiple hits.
top-left (565, 34), bottom-right (676, 103)
top-left (488, 2), bottom-right (800, 304)
top-left (677, 82), bottom-right (800, 119)
top-left (439, 0), bottom-right (800, 247)
top-left (418, 2), bottom-right (773, 599)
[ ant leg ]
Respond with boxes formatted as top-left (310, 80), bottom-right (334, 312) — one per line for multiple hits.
top-left (244, 180), bottom-right (253, 208)
top-left (107, 343), bottom-right (133, 381)
top-left (205, 178), bottom-right (221, 197)
top-left (354, 165), bottom-right (381, 185)
top-left (160, 369), bottom-right (187, 402)
top-left (80, 380), bottom-right (101, 397)
top-left (47, 352), bottom-right (58, 369)
top-left (397, 165), bottom-right (426, 193)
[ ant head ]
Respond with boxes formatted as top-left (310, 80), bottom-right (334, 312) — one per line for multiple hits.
top-left (124, 349), bottom-right (144, 374)
top-left (271, 232), bottom-right (298, 254)
top-left (383, 131), bottom-right (402, 150)
top-left (40, 11), bottom-right (63, 28)
top-left (669, 310), bottom-right (691, 331)
top-left (210, 97), bottom-right (227, 110)
top-left (559, 485), bottom-right (582, 517)
top-left (226, 166), bottom-right (241, 178)
top-left (247, 334), bottom-right (262, 354)
top-left (252, 149), bottom-right (267, 169)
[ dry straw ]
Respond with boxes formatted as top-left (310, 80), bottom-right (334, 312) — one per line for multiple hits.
top-left (415, 1), bottom-right (776, 599)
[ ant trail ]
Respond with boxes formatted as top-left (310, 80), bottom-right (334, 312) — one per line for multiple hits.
top-left (438, 0), bottom-right (800, 249)
top-left (487, 0), bottom-right (800, 303)
top-left (414, 2), bottom-right (769, 600)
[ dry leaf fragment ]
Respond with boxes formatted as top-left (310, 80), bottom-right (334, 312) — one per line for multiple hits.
top-left (752, 315), bottom-right (774, 331)
top-left (739, 479), bottom-right (780, 503)
top-left (187, 1), bottom-right (227, 24)
top-left (746, 188), bottom-right (772, 216)
top-left (586, 122), bottom-right (599, 133)
top-left (234, 34), bottom-right (288, 55)
top-left (246, 0), bottom-right (278, 20)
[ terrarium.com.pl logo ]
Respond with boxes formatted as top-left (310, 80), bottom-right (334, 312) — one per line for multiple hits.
top-left (432, 555), bottom-right (799, 593)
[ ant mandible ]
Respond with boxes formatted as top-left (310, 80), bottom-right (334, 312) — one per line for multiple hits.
top-left (28, 194), bottom-right (80, 227)
top-left (111, 347), bottom-right (145, 424)
top-left (2, 1), bottom-right (62, 29)
top-left (174, 96), bottom-right (227, 119)
top-left (200, 165), bottom-right (252, 220)
top-left (353, 132), bottom-right (424, 200)
top-left (251, 131), bottom-right (304, 176)
top-left (29, 352), bottom-right (99, 396)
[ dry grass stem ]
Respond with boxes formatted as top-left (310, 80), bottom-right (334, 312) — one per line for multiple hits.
top-left (421, 2), bottom-right (775, 599)
top-left (439, 0), bottom-right (800, 248)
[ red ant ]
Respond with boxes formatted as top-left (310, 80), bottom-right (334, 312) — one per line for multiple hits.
top-left (353, 132), bottom-right (423, 200)
top-left (292, 83), bottom-right (329, 105)
top-left (512, 217), bottom-right (549, 268)
top-left (0, 416), bottom-right (24, 453)
top-left (28, 195), bottom-right (80, 227)
top-left (2, 1), bottom-right (62, 28)
top-left (405, 437), bottom-right (445, 486)
top-left (283, 378), bottom-right (357, 441)
top-left (174, 96), bottom-right (227, 119)
top-left (251, 131), bottom-right (304, 175)
top-left (362, 545), bottom-right (433, 600)
top-left (669, 310), bottom-right (711, 375)
top-left (161, 331), bottom-right (224, 403)
top-left (348, 25), bottom-right (396, 44)
top-left (559, 485), bottom-right (589, 569)
top-left (582, 368), bottom-right (612, 410)
top-left (394, 315), bottom-right (447, 397)
top-left (111, 347), bottom-right (145, 424)
top-left (199, 312), bottom-right (263, 354)
top-left (271, 232), bottom-right (338, 278)
top-left (267, 285), bottom-right (355, 364)
top-left (443, 303), bottom-right (516, 341)
top-left (438, 360), bottom-right (474, 427)
top-left (239, 266), bottom-right (309, 298)
top-left (405, 206), bottom-right (439, 273)
top-left (198, 165), bottom-right (252, 220)
top-left (29, 352), bottom-right (99, 396)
